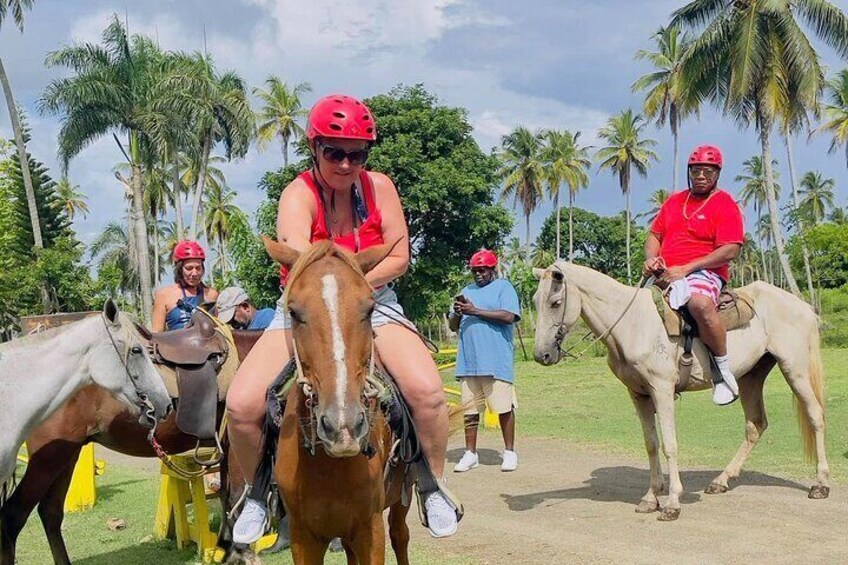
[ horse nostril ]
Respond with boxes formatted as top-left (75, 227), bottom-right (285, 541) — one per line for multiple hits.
top-left (319, 415), bottom-right (334, 437)
top-left (353, 411), bottom-right (368, 437)
top-left (543, 353), bottom-right (550, 362)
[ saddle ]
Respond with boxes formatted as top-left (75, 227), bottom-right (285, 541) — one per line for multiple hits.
top-left (650, 285), bottom-right (756, 393)
top-left (652, 285), bottom-right (755, 337)
top-left (149, 309), bottom-right (233, 441)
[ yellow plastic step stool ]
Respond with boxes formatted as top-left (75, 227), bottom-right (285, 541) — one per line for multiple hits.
top-left (153, 454), bottom-right (279, 563)
top-left (64, 444), bottom-right (105, 512)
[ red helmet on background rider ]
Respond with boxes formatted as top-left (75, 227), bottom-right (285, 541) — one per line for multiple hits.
top-left (469, 249), bottom-right (498, 269)
top-left (306, 94), bottom-right (377, 142)
top-left (688, 145), bottom-right (723, 169)
top-left (172, 240), bottom-right (205, 262)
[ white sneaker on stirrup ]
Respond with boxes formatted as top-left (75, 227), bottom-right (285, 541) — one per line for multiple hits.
top-left (424, 490), bottom-right (458, 538)
top-left (233, 498), bottom-right (268, 544)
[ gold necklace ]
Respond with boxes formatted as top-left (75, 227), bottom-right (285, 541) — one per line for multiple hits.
top-left (682, 190), bottom-right (716, 220)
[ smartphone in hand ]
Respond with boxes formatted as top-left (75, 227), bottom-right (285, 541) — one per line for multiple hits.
top-left (454, 294), bottom-right (467, 303)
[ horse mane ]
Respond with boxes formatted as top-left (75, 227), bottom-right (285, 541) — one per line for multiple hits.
top-left (283, 240), bottom-right (369, 305)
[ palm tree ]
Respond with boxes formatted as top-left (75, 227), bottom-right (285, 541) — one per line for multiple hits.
top-left (798, 172), bottom-right (836, 225)
top-left (632, 26), bottom-right (697, 191)
top-left (595, 109), bottom-right (658, 283)
top-left (672, 0), bottom-right (848, 299)
top-left (640, 188), bottom-right (670, 225)
top-left (818, 69), bottom-right (848, 169)
top-left (90, 220), bottom-right (140, 302)
top-left (736, 156), bottom-right (780, 284)
top-left (41, 15), bottom-right (166, 323)
top-left (540, 129), bottom-right (590, 260)
top-left (53, 177), bottom-right (88, 221)
top-left (498, 126), bottom-right (545, 262)
top-left (0, 0), bottom-right (42, 254)
top-left (203, 181), bottom-right (245, 278)
top-left (253, 77), bottom-right (311, 167)
top-left (171, 53), bottom-right (253, 239)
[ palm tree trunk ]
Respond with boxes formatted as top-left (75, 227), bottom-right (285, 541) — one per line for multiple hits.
top-left (672, 119), bottom-right (679, 192)
top-left (525, 212), bottom-right (531, 264)
top-left (757, 219), bottom-right (768, 284)
top-left (130, 162), bottom-right (154, 325)
top-left (153, 220), bottom-right (160, 287)
top-left (190, 134), bottom-right (212, 239)
top-left (760, 121), bottom-right (801, 298)
top-left (624, 186), bottom-right (632, 284)
top-left (0, 58), bottom-right (42, 250)
top-left (568, 190), bottom-right (574, 262)
top-left (282, 134), bottom-right (289, 168)
top-left (554, 189), bottom-right (561, 259)
top-left (172, 159), bottom-right (184, 239)
top-left (785, 135), bottom-right (816, 308)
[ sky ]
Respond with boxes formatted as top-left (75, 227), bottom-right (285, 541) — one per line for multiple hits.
top-left (1, 0), bottom-right (847, 251)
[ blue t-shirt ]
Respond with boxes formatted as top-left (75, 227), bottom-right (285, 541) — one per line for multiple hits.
top-left (248, 308), bottom-right (275, 330)
top-left (454, 279), bottom-right (521, 383)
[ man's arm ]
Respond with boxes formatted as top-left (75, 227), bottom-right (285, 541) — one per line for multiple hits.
top-left (643, 232), bottom-right (664, 275)
top-left (455, 301), bottom-right (516, 325)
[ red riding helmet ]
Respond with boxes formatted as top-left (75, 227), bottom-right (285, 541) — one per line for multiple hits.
top-left (688, 145), bottom-right (723, 169)
top-left (173, 240), bottom-right (206, 262)
top-left (470, 249), bottom-right (498, 268)
top-left (306, 94), bottom-right (377, 141)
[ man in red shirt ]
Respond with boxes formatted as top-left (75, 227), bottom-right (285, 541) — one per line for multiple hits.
top-left (643, 145), bottom-right (745, 405)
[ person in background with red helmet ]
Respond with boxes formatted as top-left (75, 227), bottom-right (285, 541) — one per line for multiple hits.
top-left (227, 94), bottom-right (462, 542)
top-left (643, 145), bottom-right (744, 406)
top-left (449, 249), bottom-right (521, 472)
top-left (152, 240), bottom-right (218, 332)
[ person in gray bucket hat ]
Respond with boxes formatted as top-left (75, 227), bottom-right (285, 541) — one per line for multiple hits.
top-left (215, 286), bottom-right (275, 330)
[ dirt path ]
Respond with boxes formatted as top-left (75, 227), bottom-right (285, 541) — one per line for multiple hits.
top-left (98, 433), bottom-right (847, 564)
top-left (413, 433), bottom-right (848, 565)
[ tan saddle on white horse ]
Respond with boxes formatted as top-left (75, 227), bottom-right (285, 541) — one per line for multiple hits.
top-left (651, 285), bottom-right (755, 337)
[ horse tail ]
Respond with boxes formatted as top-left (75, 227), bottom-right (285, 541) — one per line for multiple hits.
top-left (796, 326), bottom-right (826, 463)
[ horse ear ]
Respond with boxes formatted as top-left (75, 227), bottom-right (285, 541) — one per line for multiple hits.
top-left (103, 298), bottom-right (119, 325)
top-left (355, 237), bottom-right (402, 275)
top-left (263, 236), bottom-right (300, 269)
top-left (532, 268), bottom-right (546, 280)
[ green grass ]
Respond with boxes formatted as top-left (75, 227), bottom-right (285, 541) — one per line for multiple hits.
top-left (511, 348), bottom-right (848, 482)
top-left (15, 465), bottom-right (473, 565)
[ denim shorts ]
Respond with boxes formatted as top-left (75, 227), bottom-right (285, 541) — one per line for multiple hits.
top-left (265, 285), bottom-right (411, 331)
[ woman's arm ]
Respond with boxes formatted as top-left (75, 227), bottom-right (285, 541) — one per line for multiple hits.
top-left (151, 288), bottom-right (169, 332)
top-left (367, 172), bottom-right (410, 288)
top-left (277, 178), bottom-right (316, 253)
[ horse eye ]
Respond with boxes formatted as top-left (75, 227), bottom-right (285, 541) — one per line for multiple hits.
top-left (552, 300), bottom-right (563, 308)
top-left (131, 346), bottom-right (143, 355)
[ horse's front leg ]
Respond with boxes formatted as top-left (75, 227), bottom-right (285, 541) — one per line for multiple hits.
top-left (652, 385), bottom-right (683, 521)
top-left (350, 513), bottom-right (385, 565)
top-left (288, 519), bottom-right (327, 565)
top-left (629, 389), bottom-right (663, 513)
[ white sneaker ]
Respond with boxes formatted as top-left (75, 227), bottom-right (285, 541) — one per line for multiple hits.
top-left (424, 490), bottom-right (458, 538)
top-left (453, 450), bottom-right (479, 473)
top-left (713, 382), bottom-right (738, 406)
top-left (232, 498), bottom-right (268, 544)
top-left (501, 450), bottom-right (518, 472)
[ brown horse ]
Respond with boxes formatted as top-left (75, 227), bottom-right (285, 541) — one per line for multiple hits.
top-left (0, 329), bottom-right (262, 565)
top-left (265, 238), bottom-right (413, 565)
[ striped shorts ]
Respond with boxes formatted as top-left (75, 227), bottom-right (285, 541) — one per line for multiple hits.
top-left (685, 270), bottom-right (724, 306)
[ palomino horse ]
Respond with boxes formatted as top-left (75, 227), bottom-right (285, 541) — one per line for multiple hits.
top-left (0, 329), bottom-right (263, 565)
top-left (532, 262), bottom-right (828, 521)
top-left (0, 299), bottom-right (172, 488)
top-left (265, 238), bottom-right (413, 565)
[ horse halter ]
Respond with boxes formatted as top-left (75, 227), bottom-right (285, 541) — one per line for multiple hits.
top-left (548, 267), bottom-right (571, 354)
top-left (102, 314), bottom-right (157, 423)
top-left (290, 335), bottom-right (385, 458)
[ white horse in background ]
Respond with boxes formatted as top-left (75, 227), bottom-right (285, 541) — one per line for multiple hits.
top-left (532, 261), bottom-right (828, 521)
top-left (0, 299), bottom-right (172, 485)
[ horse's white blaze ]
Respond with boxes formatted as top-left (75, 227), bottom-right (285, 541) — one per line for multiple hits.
top-left (321, 274), bottom-right (348, 422)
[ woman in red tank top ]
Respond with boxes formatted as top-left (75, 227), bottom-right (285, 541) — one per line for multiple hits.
top-left (226, 94), bottom-right (460, 542)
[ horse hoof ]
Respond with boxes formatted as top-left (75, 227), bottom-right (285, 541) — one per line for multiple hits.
top-left (704, 483), bottom-right (728, 495)
top-left (657, 508), bottom-right (680, 522)
top-left (808, 486), bottom-right (830, 499)
top-left (635, 500), bottom-right (659, 513)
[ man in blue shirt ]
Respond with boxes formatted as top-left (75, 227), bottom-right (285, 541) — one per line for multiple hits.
top-left (215, 286), bottom-right (275, 330)
top-left (449, 249), bottom-right (521, 473)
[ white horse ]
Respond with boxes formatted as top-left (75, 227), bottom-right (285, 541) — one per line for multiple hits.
top-left (0, 300), bottom-right (172, 485)
top-left (532, 261), bottom-right (828, 521)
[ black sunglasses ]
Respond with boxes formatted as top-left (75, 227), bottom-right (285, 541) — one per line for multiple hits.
top-left (471, 267), bottom-right (489, 274)
top-left (317, 142), bottom-right (370, 166)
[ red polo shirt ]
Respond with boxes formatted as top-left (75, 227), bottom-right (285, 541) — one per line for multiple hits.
top-left (650, 189), bottom-right (744, 281)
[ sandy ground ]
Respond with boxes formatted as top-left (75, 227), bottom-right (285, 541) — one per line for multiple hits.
top-left (100, 434), bottom-right (848, 565)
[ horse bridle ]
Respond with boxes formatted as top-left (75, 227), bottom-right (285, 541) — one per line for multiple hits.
top-left (102, 314), bottom-right (158, 422)
top-left (291, 335), bottom-right (386, 458)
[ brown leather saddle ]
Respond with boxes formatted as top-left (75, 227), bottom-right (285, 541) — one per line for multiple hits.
top-left (652, 285), bottom-right (755, 337)
top-left (148, 308), bottom-right (230, 441)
